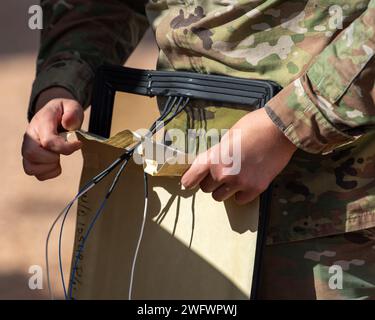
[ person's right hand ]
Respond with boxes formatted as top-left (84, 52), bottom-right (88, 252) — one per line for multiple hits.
top-left (22, 87), bottom-right (84, 181)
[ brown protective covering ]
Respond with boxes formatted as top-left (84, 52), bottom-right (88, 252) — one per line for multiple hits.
top-left (69, 130), bottom-right (260, 299)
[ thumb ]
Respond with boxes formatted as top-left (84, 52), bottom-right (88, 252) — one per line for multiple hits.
top-left (61, 99), bottom-right (84, 131)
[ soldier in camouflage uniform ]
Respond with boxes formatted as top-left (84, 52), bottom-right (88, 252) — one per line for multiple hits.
top-left (22, 0), bottom-right (375, 299)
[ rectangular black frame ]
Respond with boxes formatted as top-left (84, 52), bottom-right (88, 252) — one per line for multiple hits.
top-left (88, 64), bottom-right (281, 300)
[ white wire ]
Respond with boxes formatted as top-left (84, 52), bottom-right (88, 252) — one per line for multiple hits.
top-left (128, 98), bottom-right (188, 300)
top-left (45, 182), bottom-right (96, 300)
top-left (45, 207), bottom-right (67, 300)
top-left (45, 198), bottom-right (76, 300)
top-left (128, 181), bottom-right (149, 300)
top-left (48, 96), bottom-right (189, 299)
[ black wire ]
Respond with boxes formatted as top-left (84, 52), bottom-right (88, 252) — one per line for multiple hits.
top-left (55, 151), bottom-right (131, 299)
top-left (57, 95), bottom-right (190, 299)
top-left (68, 156), bottom-right (131, 299)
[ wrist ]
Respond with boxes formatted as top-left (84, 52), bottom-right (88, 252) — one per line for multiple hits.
top-left (34, 87), bottom-right (77, 113)
top-left (259, 107), bottom-right (298, 154)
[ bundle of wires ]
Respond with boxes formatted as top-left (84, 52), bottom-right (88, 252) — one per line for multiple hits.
top-left (45, 95), bottom-right (190, 300)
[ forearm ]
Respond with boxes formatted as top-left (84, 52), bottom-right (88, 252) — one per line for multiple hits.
top-left (28, 0), bottom-right (149, 120)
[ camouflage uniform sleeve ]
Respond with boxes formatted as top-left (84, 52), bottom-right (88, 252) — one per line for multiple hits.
top-left (265, 0), bottom-right (375, 154)
top-left (28, 0), bottom-right (149, 121)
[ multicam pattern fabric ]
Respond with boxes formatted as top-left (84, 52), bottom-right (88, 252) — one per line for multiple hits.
top-left (29, 1), bottom-right (375, 244)
top-left (259, 227), bottom-right (375, 300)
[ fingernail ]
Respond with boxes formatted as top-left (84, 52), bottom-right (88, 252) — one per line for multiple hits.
top-left (66, 132), bottom-right (78, 143)
top-left (184, 184), bottom-right (196, 190)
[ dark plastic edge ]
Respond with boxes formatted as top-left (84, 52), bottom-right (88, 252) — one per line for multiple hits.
top-left (88, 64), bottom-right (282, 300)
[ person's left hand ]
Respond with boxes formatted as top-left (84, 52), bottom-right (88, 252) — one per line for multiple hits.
top-left (181, 108), bottom-right (297, 205)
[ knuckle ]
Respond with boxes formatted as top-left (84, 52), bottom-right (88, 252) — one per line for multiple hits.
top-left (216, 175), bottom-right (226, 184)
top-left (213, 169), bottom-right (228, 184)
top-left (40, 137), bottom-right (55, 150)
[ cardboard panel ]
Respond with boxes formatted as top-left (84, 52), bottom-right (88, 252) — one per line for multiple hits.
top-left (70, 131), bottom-right (259, 299)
